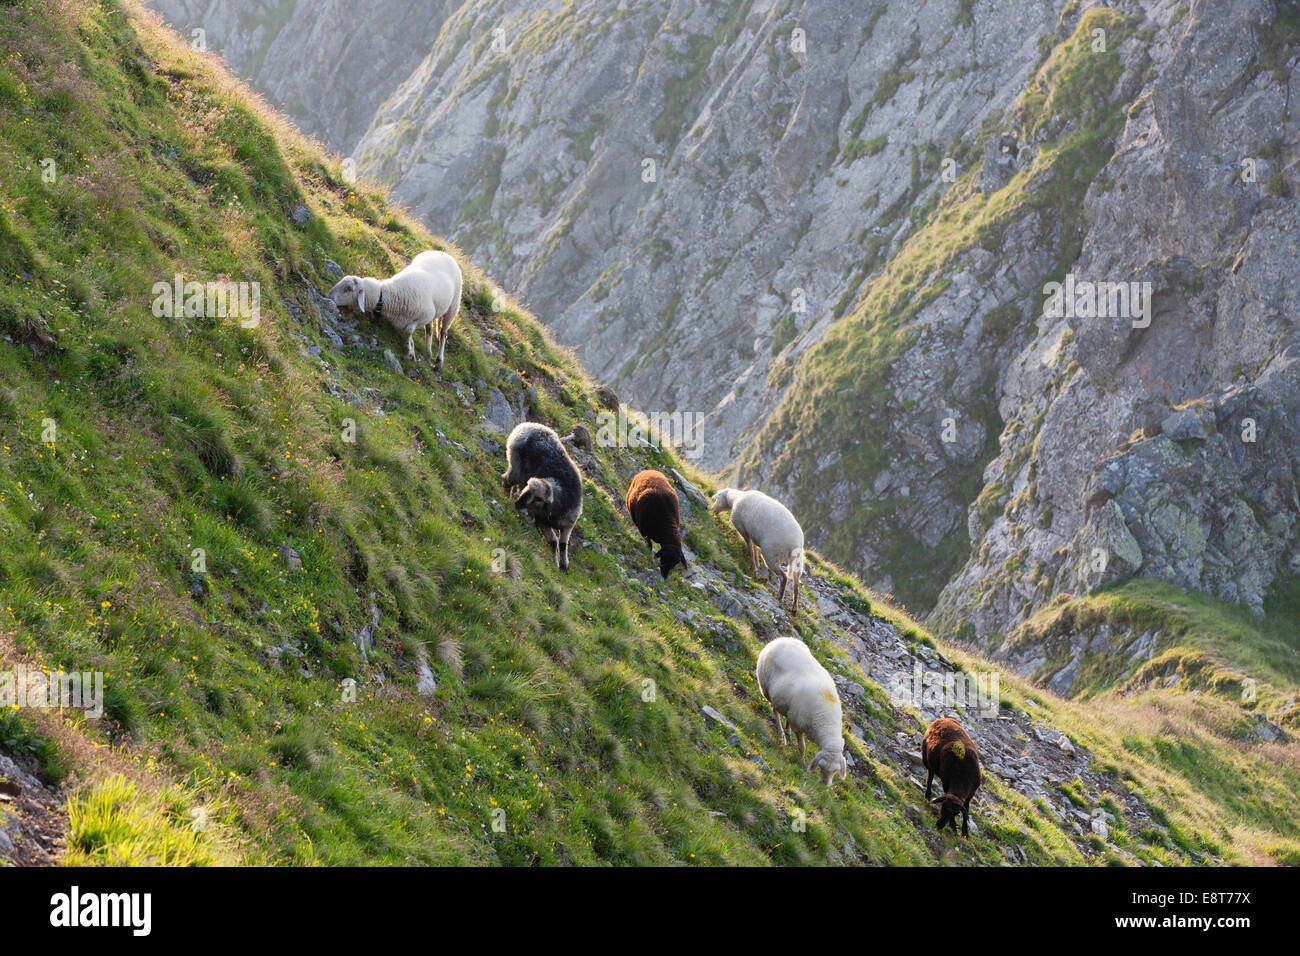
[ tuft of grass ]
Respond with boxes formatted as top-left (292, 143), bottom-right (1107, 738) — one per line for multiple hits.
top-left (64, 777), bottom-right (233, 866)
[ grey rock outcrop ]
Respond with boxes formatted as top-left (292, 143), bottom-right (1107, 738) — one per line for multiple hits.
top-left (933, 0), bottom-right (1300, 640)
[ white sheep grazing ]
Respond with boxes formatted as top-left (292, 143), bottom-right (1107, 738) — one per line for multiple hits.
top-left (755, 637), bottom-right (848, 785)
top-left (710, 488), bottom-right (805, 615)
top-left (328, 250), bottom-right (463, 370)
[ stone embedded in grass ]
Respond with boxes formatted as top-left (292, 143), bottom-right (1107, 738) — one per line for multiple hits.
top-left (701, 705), bottom-right (736, 730)
top-left (1254, 716), bottom-right (1282, 743)
top-left (278, 544), bottom-right (303, 571)
top-left (482, 388), bottom-right (515, 434)
top-left (417, 661), bottom-right (438, 698)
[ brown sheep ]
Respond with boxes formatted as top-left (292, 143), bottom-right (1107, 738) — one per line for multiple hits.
top-left (921, 717), bottom-right (981, 839)
top-left (625, 470), bottom-right (688, 579)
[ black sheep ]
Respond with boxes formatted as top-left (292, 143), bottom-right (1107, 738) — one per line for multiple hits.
top-left (921, 717), bottom-right (981, 839)
top-left (625, 470), bottom-right (688, 579)
top-left (502, 423), bottom-right (584, 570)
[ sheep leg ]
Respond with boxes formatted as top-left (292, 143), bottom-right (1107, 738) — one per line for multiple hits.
top-left (558, 525), bottom-right (573, 572)
top-left (791, 569), bottom-right (800, 618)
top-left (747, 540), bottom-right (759, 577)
top-left (771, 704), bottom-right (786, 744)
top-left (437, 305), bottom-right (457, 372)
top-left (797, 731), bottom-right (807, 768)
top-left (924, 769), bottom-right (934, 802)
top-left (425, 322), bottom-right (435, 361)
top-left (961, 801), bottom-right (970, 839)
top-left (777, 570), bottom-right (787, 604)
top-left (404, 331), bottom-right (416, 361)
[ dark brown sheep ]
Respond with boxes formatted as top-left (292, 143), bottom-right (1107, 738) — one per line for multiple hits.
top-left (625, 470), bottom-right (688, 579)
top-left (921, 717), bottom-right (981, 839)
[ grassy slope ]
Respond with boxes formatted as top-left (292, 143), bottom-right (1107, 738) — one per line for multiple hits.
top-left (0, 0), bottom-right (1295, 868)
top-left (984, 576), bottom-right (1300, 866)
top-left (1007, 578), bottom-right (1300, 711)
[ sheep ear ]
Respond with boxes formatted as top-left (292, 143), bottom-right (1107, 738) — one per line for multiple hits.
top-left (356, 288), bottom-right (366, 312)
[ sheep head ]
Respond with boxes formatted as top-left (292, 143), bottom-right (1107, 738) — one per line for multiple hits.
top-left (328, 275), bottom-right (381, 314)
top-left (656, 544), bottom-right (688, 580)
top-left (935, 795), bottom-right (965, 834)
top-left (709, 489), bottom-right (734, 514)
top-left (515, 477), bottom-right (554, 517)
top-left (810, 746), bottom-right (848, 786)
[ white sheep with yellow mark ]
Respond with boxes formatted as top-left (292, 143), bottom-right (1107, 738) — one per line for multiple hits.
top-left (755, 636), bottom-right (848, 785)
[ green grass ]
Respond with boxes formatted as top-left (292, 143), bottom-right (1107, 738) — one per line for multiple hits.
top-left (841, 136), bottom-right (888, 164)
top-left (1006, 577), bottom-right (1300, 712)
top-left (0, 0), bottom-right (1009, 866)
top-left (969, 577), bottom-right (1300, 864)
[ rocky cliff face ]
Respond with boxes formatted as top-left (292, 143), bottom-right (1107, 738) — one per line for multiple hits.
top-left (347, 0), bottom-right (1065, 496)
top-left (146, 0), bottom-right (1300, 650)
top-left (930, 0), bottom-right (1300, 640)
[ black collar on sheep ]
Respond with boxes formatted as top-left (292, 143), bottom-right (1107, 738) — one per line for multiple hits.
top-left (374, 290), bottom-right (385, 316)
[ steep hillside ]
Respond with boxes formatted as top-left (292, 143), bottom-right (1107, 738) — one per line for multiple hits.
top-left (0, 0), bottom-right (1296, 867)
top-left (149, 0), bottom-right (454, 152)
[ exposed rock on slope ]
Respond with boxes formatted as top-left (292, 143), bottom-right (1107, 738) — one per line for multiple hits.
top-left (150, 0), bottom-right (1068, 479)
top-left (349, 0), bottom-right (1067, 486)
